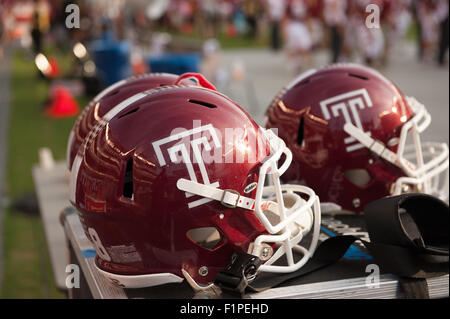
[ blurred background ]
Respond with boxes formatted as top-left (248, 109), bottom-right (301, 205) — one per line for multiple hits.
top-left (0, 0), bottom-right (448, 298)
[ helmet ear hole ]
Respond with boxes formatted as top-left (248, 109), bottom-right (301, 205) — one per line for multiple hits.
top-left (186, 227), bottom-right (223, 250)
top-left (297, 116), bottom-right (305, 147)
top-left (123, 158), bottom-right (134, 199)
top-left (344, 169), bottom-right (372, 188)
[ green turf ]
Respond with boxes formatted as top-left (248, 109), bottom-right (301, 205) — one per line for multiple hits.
top-left (1, 49), bottom-right (89, 298)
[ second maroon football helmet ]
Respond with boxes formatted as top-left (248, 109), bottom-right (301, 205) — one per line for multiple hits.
top-left (265, 64), bottom-right (449, 213)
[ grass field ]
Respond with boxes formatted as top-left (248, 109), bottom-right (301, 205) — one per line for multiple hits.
top-left (1, 49), bottom-right (89, 298)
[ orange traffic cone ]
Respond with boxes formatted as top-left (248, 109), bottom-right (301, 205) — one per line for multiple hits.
top-left (48, 57), bottom-right (60, 78)
top-left (45, 85), bottom-right (80, 118)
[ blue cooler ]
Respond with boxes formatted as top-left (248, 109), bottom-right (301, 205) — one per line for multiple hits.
top-left (90, 34), bottom-right (131, 87)
top-left (147, 53), bottom-right (200, 75)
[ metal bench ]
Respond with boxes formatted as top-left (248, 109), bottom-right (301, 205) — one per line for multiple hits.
top-left (33, 151), bottom-right (449, 299)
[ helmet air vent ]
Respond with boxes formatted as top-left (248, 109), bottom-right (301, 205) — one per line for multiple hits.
top-left (188, 99), bottom-right (217, 109)
top-left (118, 107), bottom-right (140, 119)
top-left (107, 89), bottom-right (121, 97)
top-left (348, 73), bottom-right (369, 81)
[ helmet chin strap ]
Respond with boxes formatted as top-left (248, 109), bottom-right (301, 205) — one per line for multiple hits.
top-left (177, 179), bottom-right (313, 235)
top-left (344, 123), bottom-right (400, 166)
top-left (177, 177), bottom-right (318, 264)
top-left (344, 122), bottom-right (449, 200)
top-left (177, 178), bottom-right (256, 210)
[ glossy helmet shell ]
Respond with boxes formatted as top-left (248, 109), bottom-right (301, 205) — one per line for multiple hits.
top-left (66, 73), bottom-right (180, 170)
top-left (266, 63), bottom-right (414, 212)
top-left (70, 85), bottom-right (271, 286)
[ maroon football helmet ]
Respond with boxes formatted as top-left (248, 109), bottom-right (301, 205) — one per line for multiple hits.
top-left (69, 78), bottom-right (321, 290)
top-left (265, 63), bottom-right (449, 213)
top-left (66, 73), bottom-right (181, 171)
